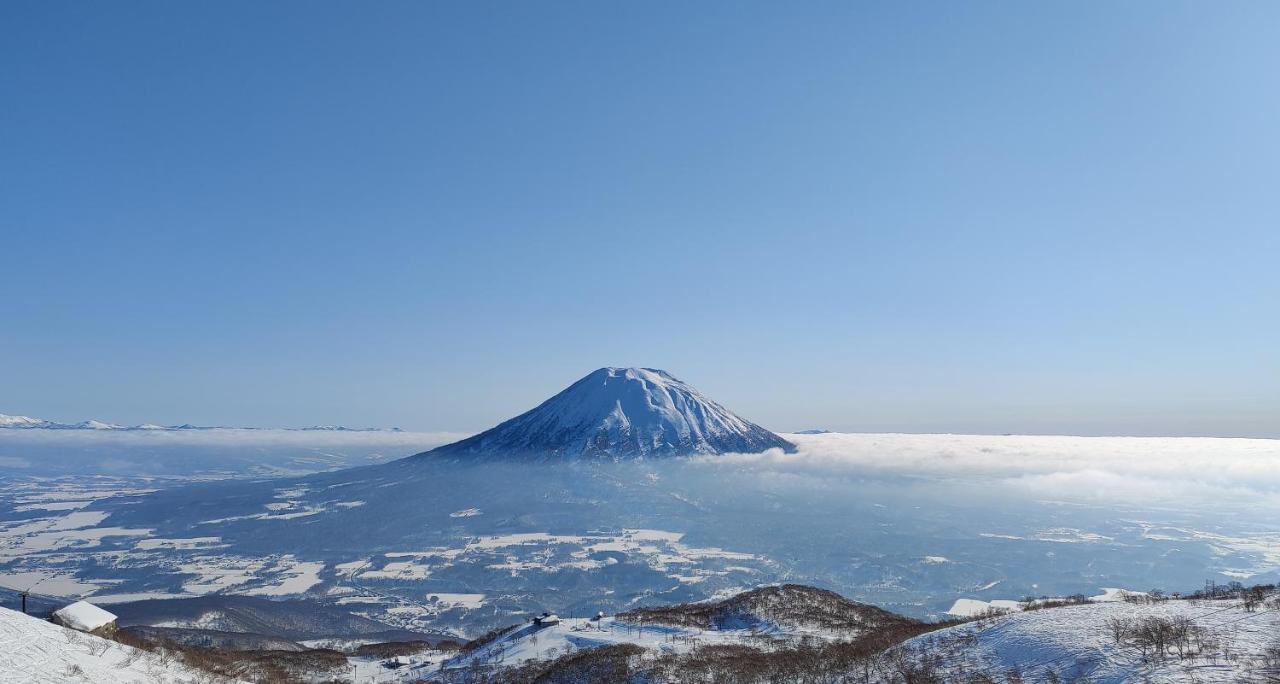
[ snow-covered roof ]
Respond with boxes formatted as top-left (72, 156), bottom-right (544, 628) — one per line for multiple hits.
top-left (52, 600), bottom-right (117, 632)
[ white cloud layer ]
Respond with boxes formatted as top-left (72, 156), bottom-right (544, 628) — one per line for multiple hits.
top-left (0, 428), bottom-right (470, 477)
top-left (708, 432), bottom-right (1280, 508)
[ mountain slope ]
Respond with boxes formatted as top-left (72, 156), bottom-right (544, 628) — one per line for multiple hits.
top-left (442, 584), bottom-right (934, 677)
top-left (0, 606), bottom-right (228, 683)
top-left (617, 584), bottom-right (914, 632)
top-left (419, 367), bottom-right (795, 460)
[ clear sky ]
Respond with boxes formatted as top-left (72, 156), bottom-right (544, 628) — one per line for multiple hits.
top-left (2, 1), bottom-right (1277, 437)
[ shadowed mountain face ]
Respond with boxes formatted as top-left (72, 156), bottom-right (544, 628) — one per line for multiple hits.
top-left (417, 367), bottom-right (796, 460)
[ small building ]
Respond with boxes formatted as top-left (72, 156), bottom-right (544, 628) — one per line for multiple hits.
top-left (532, 612), bottom-right (560, 626)
top-left (51, 600), bottom-right (117, 636)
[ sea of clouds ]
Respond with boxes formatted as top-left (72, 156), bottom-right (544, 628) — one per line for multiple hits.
top-left (4, 427), bottom-right (1278, 510)
top-left (709, 432), bottom-right (1280, 510)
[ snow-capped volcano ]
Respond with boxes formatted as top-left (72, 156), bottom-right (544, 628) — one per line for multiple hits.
top-left (419, 367), bottom-right (795, 460)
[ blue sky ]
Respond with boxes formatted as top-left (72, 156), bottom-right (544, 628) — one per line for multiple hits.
top-left (2, 1), bottom-right (1277, 436)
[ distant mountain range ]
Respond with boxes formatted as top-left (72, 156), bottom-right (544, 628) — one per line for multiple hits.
top-left (418, 367), bottom-right (795, 460)
top-left (0, 414), bottom-right (402, 432)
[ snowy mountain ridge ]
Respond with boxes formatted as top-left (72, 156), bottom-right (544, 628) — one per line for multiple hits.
top-left (419, 367), bottom-right (795, 460)
top-left (0, 413), bottom-right (401, 432)
top-left (0, 414), bottom-right (51, 428)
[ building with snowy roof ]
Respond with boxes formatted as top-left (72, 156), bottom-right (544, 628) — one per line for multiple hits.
top-left (51, 600), bottom-right (117, 635)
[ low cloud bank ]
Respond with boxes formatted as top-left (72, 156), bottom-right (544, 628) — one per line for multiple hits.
top-left (706, 432), bottom-right (1280, 507)
top-left (0, 428), bottom-right (470, 477)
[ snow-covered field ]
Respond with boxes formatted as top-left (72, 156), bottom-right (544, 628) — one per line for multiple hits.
top-left (0, 607), bottom-right (232, 683)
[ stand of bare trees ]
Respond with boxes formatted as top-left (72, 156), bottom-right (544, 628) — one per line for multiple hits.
top-left (1104, 615), bottom-right (1213, 660)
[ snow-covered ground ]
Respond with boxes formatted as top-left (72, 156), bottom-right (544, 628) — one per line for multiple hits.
top-left (344, 650), bottom-right (455, 683)
top-left (945, 588), bottom-right (1144, 618)
top-left (902, 599), bottom-right (1280, 682)
top-left (0, 601), bottom-right (448, 684)
top-left (0, 606), bottom-right (233, 683)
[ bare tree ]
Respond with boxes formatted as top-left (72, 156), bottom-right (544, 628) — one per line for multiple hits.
top-left (1105, 617), bottom-right (1131, 645)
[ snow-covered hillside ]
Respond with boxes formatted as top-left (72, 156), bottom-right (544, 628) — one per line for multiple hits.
top-left (419, 367), bottom-right (795, 460)
top-left (617, 584), bottom-right (912, 632)
top-left (0, 606), bottom-right (231, 683)
top-left (444, 584), bottom-right (918, 672)
top-left (900, 598), bottom-right (1280, 682)
top-left (418, 591), bottom-right (1280, 682)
